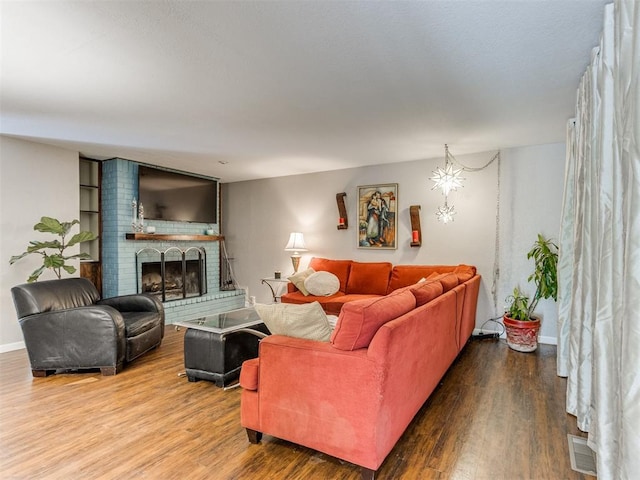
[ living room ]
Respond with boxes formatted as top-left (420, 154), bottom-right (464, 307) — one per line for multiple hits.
top-left (1, 1), bottom-right (638, 479)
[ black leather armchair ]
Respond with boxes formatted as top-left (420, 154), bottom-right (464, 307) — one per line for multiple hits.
top-left (11, 277), bottom-right (164, 377)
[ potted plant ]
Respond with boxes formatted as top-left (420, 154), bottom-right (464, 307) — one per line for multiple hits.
top-left (9, 216), bottom-right (97, 283)
top-left (503, 234), bottom-right (558, 352)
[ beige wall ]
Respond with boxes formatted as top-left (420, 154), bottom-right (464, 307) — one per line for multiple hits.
top-left (0, 136), bottom-right (80, 350)
top-left (223, 143), bottom-right (566, 343)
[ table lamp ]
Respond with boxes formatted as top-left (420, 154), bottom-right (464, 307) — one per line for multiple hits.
top-left (284, 232), bottom-right (307, 273)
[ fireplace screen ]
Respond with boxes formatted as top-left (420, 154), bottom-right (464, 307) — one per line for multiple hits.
top-left (136, 247), bottom-right (207, 302)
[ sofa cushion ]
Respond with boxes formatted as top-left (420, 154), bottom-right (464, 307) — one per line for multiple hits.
top-left (122, 311), bottom-right (163, 337)
top-left (346, 261), bottom-right (393, 295)
top-left (309, 257), bottom-right (352, 293)
top-left (320, 294), bottom-right (384, 315)
top-left (410, 280), bottom-right (444, 307)
top-left (280, 290), bottom-right (345, 312)
top-left (288, 268), bottom-right (315, 296)
top-left (429, 272), bottom-right (459, 292)
top-left (255, 302), bottom-right (333, 341)
top-left (330, 289), bottom-right (416, 351)
top-left (453, 264), bottom-right (477, 283)
top-left (386, 265), bottom-right (447, 294)
top-left (304, 271), bottom-right (341, 296)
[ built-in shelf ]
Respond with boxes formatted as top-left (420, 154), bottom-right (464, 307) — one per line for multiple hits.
top-left (125, 233), bottom-right (224, 242)
top-left (79, 158), bottom-right (101, 294)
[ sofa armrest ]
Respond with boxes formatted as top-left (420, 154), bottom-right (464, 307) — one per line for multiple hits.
top-left (240, 358), bottom-right (260, 390)
top-left (19, 305), bottom-right (127, 369)
top-left (245, 335), bottom-right (386, 468)
top-left (98, 293), bottom-right (164, 314)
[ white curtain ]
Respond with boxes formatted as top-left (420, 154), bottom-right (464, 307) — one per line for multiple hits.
top-left (557, 1), bottom-right (639, 479)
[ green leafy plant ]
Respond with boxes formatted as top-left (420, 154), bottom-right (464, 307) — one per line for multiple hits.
top-left (9, 216), bottom-right (97, 282)
top-left (505, 287), bottom-right (531, 321)
top-left (505, 234), bottom-right (559, 321)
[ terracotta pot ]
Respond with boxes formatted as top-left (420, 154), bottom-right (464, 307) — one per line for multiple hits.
top-left (503, 315), bottom-right (540, 352)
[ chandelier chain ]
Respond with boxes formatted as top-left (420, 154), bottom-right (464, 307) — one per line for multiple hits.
top-left (449, 151), bottom-right (501, 172)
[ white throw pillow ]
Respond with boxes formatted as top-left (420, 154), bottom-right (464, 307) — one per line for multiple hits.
top-left (304, 271), bottom-right (340, 296)
top-left (254, 302), bottom-right (332, 341)
top-left (287, 268), bottom-right (315, 296)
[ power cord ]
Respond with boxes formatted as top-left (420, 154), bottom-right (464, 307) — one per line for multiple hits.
top-left (471, 316), bottom-right (505, 340)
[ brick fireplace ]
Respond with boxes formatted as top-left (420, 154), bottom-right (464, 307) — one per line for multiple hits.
top-left (101, 159), bottom-right (244, 325)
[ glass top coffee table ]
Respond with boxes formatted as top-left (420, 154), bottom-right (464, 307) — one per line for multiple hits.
top-left (175, 308), bottom-right (270, 388)
top-left (175, 307), bottom-right (266, 336)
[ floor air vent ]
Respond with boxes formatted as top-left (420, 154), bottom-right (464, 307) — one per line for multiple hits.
top-left (568, 434), bottom-right (597, 476)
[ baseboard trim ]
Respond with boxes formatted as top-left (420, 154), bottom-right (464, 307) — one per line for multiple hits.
top-left (538, 335), bottom-right (558, 345)
top-left (472, 329), bottom-right (557, 346)
top-left (0, 341), bottom-right (26, 353)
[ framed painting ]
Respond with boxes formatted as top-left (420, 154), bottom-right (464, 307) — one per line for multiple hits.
top-left (357, 184), bottom-right (398, 249)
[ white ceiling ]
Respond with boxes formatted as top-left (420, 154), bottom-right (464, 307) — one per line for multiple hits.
top-left (1, 0), bottom-right (607, 183)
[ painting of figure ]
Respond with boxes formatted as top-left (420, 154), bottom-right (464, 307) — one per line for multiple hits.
top-left (357, 184), bottom-right (397, 249)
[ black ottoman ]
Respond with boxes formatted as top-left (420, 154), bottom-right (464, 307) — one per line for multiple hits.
top-left (183, 323), bottom-right (270, 387)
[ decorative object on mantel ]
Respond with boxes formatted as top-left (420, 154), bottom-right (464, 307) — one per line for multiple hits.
top-left (284, 232), bottom-right (307, 273)
top-left (125, 233), bottom-right (223, 241)
top-left (131, 198), bottom-right (145, 232)
top-left (430, 144), bottom-right (500, 223)
top-left (336, 192), bottom-right (348, 230)
top-left (9, 216), bottom-right (97, 282)
top-left (357, 184), bottom-right (397, 249)
top-left (409, 205), bottom-right (422, 247)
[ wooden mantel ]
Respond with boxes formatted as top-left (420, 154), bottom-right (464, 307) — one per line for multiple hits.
top-left (125, 233), bottom-right (224, 241)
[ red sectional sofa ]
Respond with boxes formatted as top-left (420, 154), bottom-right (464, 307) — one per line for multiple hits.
top-left (240, 260), bottom-right (481, 479)
top-left (281, 257), bottom-right (476, 316)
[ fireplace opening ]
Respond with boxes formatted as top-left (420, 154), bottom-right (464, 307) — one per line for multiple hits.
top-left (142, 260), bottom-right (204, 300)
top-left (136, 247), bottom-right (207, 302)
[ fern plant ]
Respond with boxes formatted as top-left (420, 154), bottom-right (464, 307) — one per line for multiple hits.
top-left (9, 216), bottom-right (97, 282)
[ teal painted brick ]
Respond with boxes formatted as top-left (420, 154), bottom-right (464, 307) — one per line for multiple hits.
top-left (163, 290), bottom-right (245, 324)
top-left (101, 158), bottom-right (235, 317)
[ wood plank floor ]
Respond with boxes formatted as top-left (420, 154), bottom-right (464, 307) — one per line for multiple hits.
top-left (0, 329), bottom-right (595, 480)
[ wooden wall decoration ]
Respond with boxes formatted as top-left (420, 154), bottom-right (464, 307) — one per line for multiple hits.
top-left (336, 192), bottom-right (348, 230)
top-left (409, 205), bottom-right (422, 247)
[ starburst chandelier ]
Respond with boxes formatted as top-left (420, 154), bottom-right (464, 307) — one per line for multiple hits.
top-left (436, 200), bottom-right (456, 224)
top-left (430, 144), bottom-right (464, 196)
top-left (430, 144), bottom-right (500, 224)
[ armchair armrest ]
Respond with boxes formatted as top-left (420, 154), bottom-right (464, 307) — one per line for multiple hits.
top-left (19, 305), bottom-right (127, 370)
top-left (97, 293), bottom-right (163, 313)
